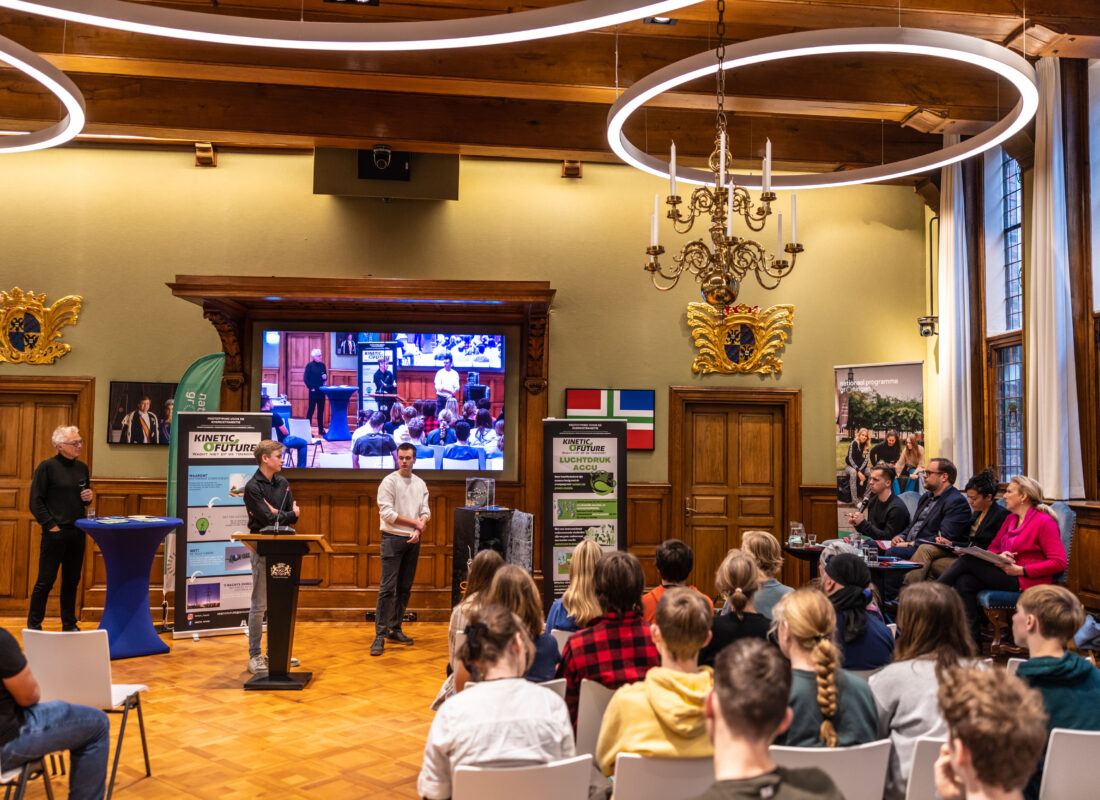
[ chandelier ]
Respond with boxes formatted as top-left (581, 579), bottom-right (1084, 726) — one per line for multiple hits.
top-left (645, 0), bottom-right (801, 309)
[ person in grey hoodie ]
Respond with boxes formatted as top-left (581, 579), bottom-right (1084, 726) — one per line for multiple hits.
top-left (1012, 584), bottom-right (1100, 800)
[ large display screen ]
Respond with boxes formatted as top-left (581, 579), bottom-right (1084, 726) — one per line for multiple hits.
top-left (258, 331), bottom-right (505, 472)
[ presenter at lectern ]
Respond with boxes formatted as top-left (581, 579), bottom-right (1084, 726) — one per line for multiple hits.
top-left (243, 440), bottom-right (300, 676)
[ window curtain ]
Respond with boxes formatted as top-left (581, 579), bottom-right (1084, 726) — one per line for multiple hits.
top-left (937, 134), bottom-right (973, 484)
top-left (1027, 57), bottom-right (1085, 500)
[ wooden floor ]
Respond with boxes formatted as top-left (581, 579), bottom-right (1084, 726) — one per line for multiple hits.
top-left (6, 618), bottom-right (450, 799)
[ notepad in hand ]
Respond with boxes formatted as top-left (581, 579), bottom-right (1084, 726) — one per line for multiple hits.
top-left (953, 545), bottom-right (1012, 566)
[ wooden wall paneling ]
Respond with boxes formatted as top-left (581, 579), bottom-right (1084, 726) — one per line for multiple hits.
top-left (782, 484), bottom-right (839, 588)
top-left (1068, 502), bottom-right (1100, 613)
top-left (626, 483), bottom-right (672, 589)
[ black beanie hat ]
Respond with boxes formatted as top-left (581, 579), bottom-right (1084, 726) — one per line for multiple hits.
top-left (824, 552), bottom-right (871, 589)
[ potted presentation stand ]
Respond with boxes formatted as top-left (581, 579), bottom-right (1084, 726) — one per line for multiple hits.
top-left (231, 533), bottom-right (333, 691)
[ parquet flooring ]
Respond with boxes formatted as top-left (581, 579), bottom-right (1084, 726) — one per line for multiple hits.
top-left (6, 618), bottom-right (450, 799)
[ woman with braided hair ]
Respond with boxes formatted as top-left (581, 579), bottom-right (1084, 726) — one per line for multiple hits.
top-left (699, 549), bottom-right (770, 667)
top-left (772, 588), bottom-right (878, 748)
top-left (417, 604), bottom-right (575, 800)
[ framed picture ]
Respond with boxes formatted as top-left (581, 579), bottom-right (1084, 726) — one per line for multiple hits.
top-left (108, 381), bottom-right (178, 445)
top-left (564, 388), bottom-right (655, 451)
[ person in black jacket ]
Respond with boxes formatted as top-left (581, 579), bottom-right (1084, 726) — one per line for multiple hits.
top-left (27, 426), bottom-right (92, 631)
top-left (904, 468), bottom-right (1009, 586)
top-left (847, 464), bottom-right (910, 543)
top-left (303, 348), bottom-right (327, 436)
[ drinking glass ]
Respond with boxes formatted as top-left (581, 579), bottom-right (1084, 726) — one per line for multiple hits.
top-left (85, 507), bottom-right (96, 519)
top-left (807, 533), bottom-right (817, 547)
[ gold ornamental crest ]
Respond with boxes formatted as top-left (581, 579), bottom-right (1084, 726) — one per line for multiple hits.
top-left (687, 302), bottom-right (794, 375)
top-left (0, 287), bottom-right (82, 365)
top-left (270, 562), bottom-right (292, 578)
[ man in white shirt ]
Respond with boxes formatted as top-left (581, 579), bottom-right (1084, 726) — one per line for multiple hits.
top-left (433, 355), bottom-right (460, 409)
top-left (372, 443), bottom-right (430, 656)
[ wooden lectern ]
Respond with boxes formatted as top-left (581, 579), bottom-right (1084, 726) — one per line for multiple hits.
top-left (232, 533), bottom-right (333, 691)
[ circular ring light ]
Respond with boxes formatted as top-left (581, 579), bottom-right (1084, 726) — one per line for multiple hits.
top-left (0, 0), bottom-right (699, 51)
top-left (0, 32), bottom-right (85, 153)
top-left (607, 27), bottom-right (1039, 190)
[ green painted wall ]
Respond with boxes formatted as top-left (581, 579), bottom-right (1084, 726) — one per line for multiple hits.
top-left (0, 147), bottom-right (931, 482)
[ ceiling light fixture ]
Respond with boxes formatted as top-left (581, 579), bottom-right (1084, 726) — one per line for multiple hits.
top-left (0, 33), bottom-right (85, 152)
top-left (607, 27), bottom-right (1039, 190)
top-left (0, 0), bottom-right (698, 51)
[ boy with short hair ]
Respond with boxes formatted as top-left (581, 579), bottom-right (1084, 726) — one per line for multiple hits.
top-left (934, 667), bottom-right (1049, 800)
top-left (596, 587), bottom-right (715, 776)
top-left (686, 638), bottom-right (844, 800)
top-left (641, 539), bottom-right (714, 623)
top-left (1012, 584), bottom-right (1100, 799)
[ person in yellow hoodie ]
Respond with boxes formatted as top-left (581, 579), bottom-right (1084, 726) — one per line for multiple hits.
top-left (596, 587), bottom-right (715, 778)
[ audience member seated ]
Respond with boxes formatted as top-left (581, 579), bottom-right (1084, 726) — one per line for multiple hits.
top-left (421, 400), bottom-right (439, 435)
top-left (427, 410), bottom-right (458, 446)
top-left (417, 605), bottom-right (575, 800)
top-left (470, 409), bottom-right (498, 452)
top-left (383, 402), bottom-right (404, 434)
top-left (641, 539), bottom-right (714, 624)
top-left (905, 467), bottom-right (1009, 586)
top-left (738, 530), bottom-right (793, 620)
top-left (1012, 584), bottom-right (1100, 800)
top-left (895, 433), bottom-right (924, 494)
top-left (461, 400), bottom-right (478, 424)
top-left (699, 550), bottom-right (769, 668)
top-left (596, 588), bottom-right (714, 780)
top-left (0, 626), bottom-right (110, 800)
top-left (847, 464), bottom-right (910, 544)
top-left (482, 565), bottom-right (561, 683)
top-left (821, 553), bottom-right (894, 670)
top-left (351, 412), bottom-right (397, 469)
top-left (933, 666), bottom-right (1048, 800)
top-left (772, 588), bottom-right (879, 747)
top-left (433, 549), bottom-right (505, 708)
top-left (488, 420), bottom-right (505, 457)
top-left (392, 406), bottom-right (419, 445)
top-left (406, 420), bottom-right (435, 462)
top-left (869, 583), bottom-right (978, 800)
top-left (545, 539), bottom-right (602, 634)
top-left (557, 551), bottom-right (659, 727)
top-left (443, 421), bottom-right (480, 461)
top-left (350, 410), bottom-right (371, 444)
top-left (686, 638), bottom-right (844, 800)
top-left (939, 475), bottom-right (1067, 645)
top-left (262, 395), bottom-right (307, 468)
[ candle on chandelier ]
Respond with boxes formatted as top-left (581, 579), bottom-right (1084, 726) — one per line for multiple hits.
top-left (763, 138), bottom-right (772, 194)
top-left (670, 141), bottom-right (677, 197)
top-left (651, 193), bottom-right (659, 247)
top-left (776, 212), bottom-right (783, 255)
top-left (726, 186), bottom-right (733, 238)
top-left (718, 131), bottom-right (726, 188)
top-left (791, 194), bottom-right (798, 242)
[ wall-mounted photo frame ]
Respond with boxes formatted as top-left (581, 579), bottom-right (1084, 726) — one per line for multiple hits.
top-left (108, 381), bottom-right (178, 445)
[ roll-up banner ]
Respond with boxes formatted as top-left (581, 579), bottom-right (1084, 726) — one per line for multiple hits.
top-left (172, 411), bottom-right (270, 638)
top-left (542, 418), bottom-right (627, 607)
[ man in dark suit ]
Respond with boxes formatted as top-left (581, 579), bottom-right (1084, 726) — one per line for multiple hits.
top-left (303, 348), bottom-right (327, 437)
top-left (883, 457), bottom-right (970, 598)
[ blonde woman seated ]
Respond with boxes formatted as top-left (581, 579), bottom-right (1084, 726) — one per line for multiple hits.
top-left (869, 583), bottom-right (977, 800)
top-left (417, 605), bottom-right (575, 800)
top-left (738, 530), bottom-right (793, 620)
top-left (596, 588), bottom-right (715, 778)
top-left (545, 539), bottom-right (602, 634)
top-left (772, 588), bottom-right (878, 747)
top-left (699, 550), bottom-right (770, 668)
top-left (432, 549), bottom-right (504, 708)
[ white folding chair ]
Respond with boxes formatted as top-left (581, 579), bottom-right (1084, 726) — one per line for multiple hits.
top-left (442, 457), bottom-right (482, 470)
top-left (315, 453), bottom-right (353, 469)
top-left (538, 678), bottom-right (566, 698)
top-left (904, 737), bottom-right (946, 800)
top-left (1038, 728), bottom-right (1100, 800)
top-left (575, 679), bottom-right (615, 757)
top-left (1006, 657), bottom-right (1026, 676)
top-left (770, 739), bottom-right (891, 800)
top-left (0, 756), bottom-right (54, 800)
top-left (452, 754), bottom-right (590, 800)
top-left (613, 753), bottom-right (713, 800)
top-left (287, 417), bottom-right (324, 466)
top-left (22, 630), bottom-right (150, 800)
top-left (550, 628), bottom-right (573, 653)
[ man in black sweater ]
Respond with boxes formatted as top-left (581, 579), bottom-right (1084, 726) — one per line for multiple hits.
top-left (303, 347), bottom-right (327, 437)
top-left (847, 464), bottom-right (910, 542)
top-left (28, 425), bottom-right (93, 631)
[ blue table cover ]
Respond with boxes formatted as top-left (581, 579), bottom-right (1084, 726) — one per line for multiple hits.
top-left (320, 385), bottom-right (358, 441)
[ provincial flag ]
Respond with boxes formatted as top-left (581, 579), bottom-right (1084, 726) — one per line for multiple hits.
top-left (565, 389), bottom-right (655, 450)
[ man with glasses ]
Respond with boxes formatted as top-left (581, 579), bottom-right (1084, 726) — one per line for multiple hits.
top-left (28, 426), bottom-right (93, 631)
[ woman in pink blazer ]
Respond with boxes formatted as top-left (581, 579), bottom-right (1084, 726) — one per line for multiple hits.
top-left (939, 475), bottom-right (1067, 644)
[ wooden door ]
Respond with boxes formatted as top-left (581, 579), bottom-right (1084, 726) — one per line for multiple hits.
top-left (670, 388), bottom-right (801, 602)
top-left (0, 377), bottom-right (94, 615)
top-left (285, 332), bottom-right (326, 422)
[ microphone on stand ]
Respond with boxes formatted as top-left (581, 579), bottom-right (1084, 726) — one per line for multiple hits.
top-left (263, 482), bottom-right (294, 534)
top-left (855, 490), bottom-right (871, 513)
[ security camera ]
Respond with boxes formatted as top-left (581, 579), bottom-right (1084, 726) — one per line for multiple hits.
top-left (917, 316), bottom-right (939, 337)
top-left (372, 144), bottom-right (392, 171)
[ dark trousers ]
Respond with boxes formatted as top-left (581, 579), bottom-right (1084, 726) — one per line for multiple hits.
top-left (938, 554), bottom-right (1020, 643)
top-left (883, 544), bottom-right (919, 601)
top-left (376, 532), bottom-right (420, 636)
top-left (28, 526), bottom-right (86, 629)
top-left (306, 390), bottom-right (326, 434)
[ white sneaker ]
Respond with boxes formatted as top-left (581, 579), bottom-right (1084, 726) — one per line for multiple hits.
top-left (262, 654), bottom-right (300, 667)
top-left (247, 655), bottom-right (268, 675)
